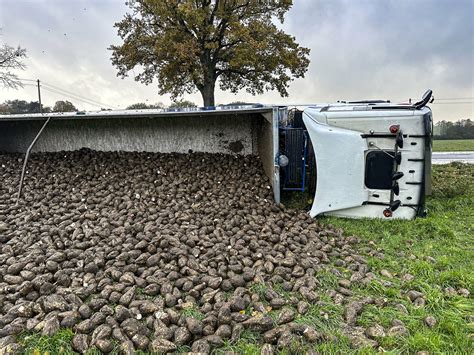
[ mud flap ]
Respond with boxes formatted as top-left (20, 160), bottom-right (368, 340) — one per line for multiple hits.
top-left (303, 111), bottom-right (369, 217)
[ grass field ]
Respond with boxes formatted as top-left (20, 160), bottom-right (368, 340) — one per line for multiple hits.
top-left (433, 139), bottom-right (474, 152)
top-left (15, 163), bottom-right (474, 354)
top-left (318, 162), bottom-right (474, 353)
top-left (224, 163), bottom-right (473, 353)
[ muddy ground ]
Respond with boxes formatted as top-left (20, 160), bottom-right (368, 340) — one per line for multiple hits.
top-left (0, 150), bottom-right (388, 353)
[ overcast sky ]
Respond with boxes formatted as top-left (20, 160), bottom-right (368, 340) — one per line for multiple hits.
top-left (0, 0), bottom-right (472, 121)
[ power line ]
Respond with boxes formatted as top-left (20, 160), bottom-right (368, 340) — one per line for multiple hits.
top-left (15, 79), bottom-right (474, 108)
top-left (431, 102), bottom-right (474, 105)
top-left (41, 86), bottom-right (110, 110)
top-left (395, 97), bottom-right (473, 103)
top-left (39, 85), bottom-right (97, 107)
top-left (41, 81), bottom-right (118, 109)
top-left (435, 97), bottom-right (474, 101)
top-left (41, 85), bottom-right (112, 110)
top-left (41, 84), bottom-right (117, 110)
top-left (8, 83), bottom-right (114, 111)
top-left (18, 78), bottom-right (118, 109)
top-left (19, 78), bottom-right (116, 109)
top-left (17, 78), bottom-right (38, 82)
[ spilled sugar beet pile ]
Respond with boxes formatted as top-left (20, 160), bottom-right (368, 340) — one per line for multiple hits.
top-left (0, 150), bottom-right (382, 353)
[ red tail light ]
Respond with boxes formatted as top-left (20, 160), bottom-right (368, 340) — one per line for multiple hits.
top-left (389, 125), bottom-right (400, 134)
top-left (383, 209), bottom-right (393, 218)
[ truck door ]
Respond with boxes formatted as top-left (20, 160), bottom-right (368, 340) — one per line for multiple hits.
top-left (303, 108), bottom-right (369, 217)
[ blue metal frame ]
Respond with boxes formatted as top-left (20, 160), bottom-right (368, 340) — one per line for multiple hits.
top-left (281, 127), bottom-right (308, 192)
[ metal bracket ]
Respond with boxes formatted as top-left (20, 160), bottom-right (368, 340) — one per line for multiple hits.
top-left (16, 116), bottom-right (52, 204)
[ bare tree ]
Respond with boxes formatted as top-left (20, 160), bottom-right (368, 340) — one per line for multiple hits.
top-left (0, 44), bottom-right (27, 89)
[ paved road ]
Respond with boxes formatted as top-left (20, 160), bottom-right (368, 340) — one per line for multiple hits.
top-left (432, 151), bottom-right (474, 164)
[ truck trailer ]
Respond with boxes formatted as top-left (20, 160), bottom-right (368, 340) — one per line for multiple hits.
top-left (0, 90), bottom-right (433, 220)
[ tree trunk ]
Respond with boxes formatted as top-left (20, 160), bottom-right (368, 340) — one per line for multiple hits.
top-left (200, 81), bottom-right (215, 107)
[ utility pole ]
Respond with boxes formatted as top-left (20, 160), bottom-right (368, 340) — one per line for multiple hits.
top-left (37, 79), bottom-right (42, 113)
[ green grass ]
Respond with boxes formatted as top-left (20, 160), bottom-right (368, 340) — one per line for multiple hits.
top-left (294, 298), bottom-right (345, 332)
top-left (229, 163), bottom-right (474, 353)
top-left (216, 329), bottom-right (263, 354)
top-left (320, 163), bottom-right (474, 353)
top-left (433, 139), bottom-right (474, 152)
top-left (15, 164), bottom-right (474, 354)
top-left (180, 305), bottom-right (205, 321)
top-left (18, 329), bottom-right (75, 354)
top-left (281, 190), bottom-right (313, 209)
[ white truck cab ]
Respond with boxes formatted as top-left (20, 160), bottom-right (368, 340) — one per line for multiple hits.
top-left (301, 91), bottom-right (433, 220)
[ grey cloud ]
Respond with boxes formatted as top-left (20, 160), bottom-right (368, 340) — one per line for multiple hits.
top-left (277, 0), bottom-right (473, 119)
top-left (0, 0), bottom-right (472, 120)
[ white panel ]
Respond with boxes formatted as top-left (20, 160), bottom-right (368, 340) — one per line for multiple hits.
top-left (327, 205), bottom-right (417, 220)
top-left (303, 110), bottom-right (369, 217)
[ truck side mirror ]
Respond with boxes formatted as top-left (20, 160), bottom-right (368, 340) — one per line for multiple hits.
top-left (414, 89), bottom-right (433, 109)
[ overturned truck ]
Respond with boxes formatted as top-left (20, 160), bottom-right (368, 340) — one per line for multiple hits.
top-left (0, 90), bottom-right (433, 220)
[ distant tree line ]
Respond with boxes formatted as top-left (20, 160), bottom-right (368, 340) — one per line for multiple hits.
top-left (125, 99), bottom-right (197, 110)
top-left (434, 119), bottom-right (474, 140)
top-left (0, 99), bottom-right (77, 114)
top-left (0, 99), bottom-right (200, 115)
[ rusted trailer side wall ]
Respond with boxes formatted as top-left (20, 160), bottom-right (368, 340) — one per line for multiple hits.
top-left (0, 109), bottom-right (280, 203)
top-left (0, 114), bottom-right (258, 155)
